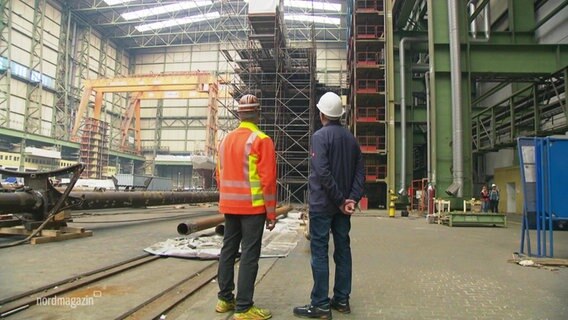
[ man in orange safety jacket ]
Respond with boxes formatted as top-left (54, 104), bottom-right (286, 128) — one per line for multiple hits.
top-left (214, 94), bottom-right (277, 320)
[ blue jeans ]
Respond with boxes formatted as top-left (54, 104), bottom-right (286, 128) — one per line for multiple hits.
top-left (309, 211), bottom-right (352, 307)
top-left (482, 201), bottom-right (489, 213)
top-left (217, 214), bottom-right (265, 312)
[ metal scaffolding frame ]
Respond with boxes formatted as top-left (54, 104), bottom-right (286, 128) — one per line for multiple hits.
top-left (68, 0), bottom-right (347, 49)
top-left (222, 3), bottom-right (316, 204)
top-left (52, 3), bottom-right (72, 140)
top-left (25, 0), bottom-right (46, 136)
top-left (0, 0), bottom-right (12, 129)
top-left (80, 118), bottom-right (110, 179)
top-left (348, 0), bottom-right (388, 208)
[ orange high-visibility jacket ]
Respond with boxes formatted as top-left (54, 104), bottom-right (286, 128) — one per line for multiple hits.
top-left (216, 121), bottom-right (277, 220)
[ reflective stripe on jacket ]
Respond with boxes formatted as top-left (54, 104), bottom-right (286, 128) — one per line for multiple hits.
top-left (216, 121), bottom-right (277, 220)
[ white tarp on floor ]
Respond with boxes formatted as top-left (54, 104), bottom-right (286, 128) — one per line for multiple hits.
top-left (144, 212), bottom-right (304, 260)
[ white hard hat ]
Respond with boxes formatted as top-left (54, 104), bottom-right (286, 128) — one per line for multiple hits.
top-left (491, 183), bottom-right (496, 187)
top-left (317, 92), bottom-right (344, 118)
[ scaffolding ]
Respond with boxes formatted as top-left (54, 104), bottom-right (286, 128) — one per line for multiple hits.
top-left (348, 0), bottom-right (388, 208)
top-left (224, 2), bottom-right (316, 204)
top-left (80, 118), bottom-right (109, 179)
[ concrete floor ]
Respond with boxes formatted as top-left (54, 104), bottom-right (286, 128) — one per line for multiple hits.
top-left (2, 208), bottom-right (567, 320)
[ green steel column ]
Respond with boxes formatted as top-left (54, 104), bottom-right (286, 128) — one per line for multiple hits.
top-left (98, 39), bottom-right (108, 78)
top-left (386, 0), bottom-right (396, 199)
top-left (0, 0), bottom-right (12, 129)
top-left (111, 48), bottom-right (126, 150)
top-left (427, 0), bottom-right (472, 201)
top-left (53, 4), bottom-right (71, 140)
top-left (509, 0), bottom-right (536, 41)
top-left (25, 0), bottom-right (46, 135)
top-left (73, 26), bottom-right (91, 132)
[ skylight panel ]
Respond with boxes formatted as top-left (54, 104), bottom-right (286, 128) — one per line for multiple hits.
top-left (287, 1), bottom-right (342, 12)
top-left (122, 1), bottom-right (213, 21)
top-left (104, 0), bottom-right (136, 5)
top-left (285, 14), bottom-right (341, 25)
top-left (135, 12), bottom-right (221, 32)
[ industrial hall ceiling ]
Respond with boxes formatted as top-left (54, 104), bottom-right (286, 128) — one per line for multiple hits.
top-left (61, 0), bottom-right (348, 50)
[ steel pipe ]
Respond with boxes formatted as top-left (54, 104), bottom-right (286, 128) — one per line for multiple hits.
top-left (447, 0), bottom-right (464, 197)
top-left (177, 215), bottom-right (226, 236)
top-left (178, 205), bottom-right (293, 236)
top-left (0, 191), bottom-right (219, 214)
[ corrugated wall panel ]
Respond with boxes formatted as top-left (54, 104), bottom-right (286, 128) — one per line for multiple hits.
top-left (161, 130), bottom-right (188, 140)
top-left (9, 94), bottom-right (26, 114)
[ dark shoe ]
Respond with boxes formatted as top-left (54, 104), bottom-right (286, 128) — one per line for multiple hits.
top-left (330, 298), bottom-right (350, 314)
top-left (293, 304), bottom-right (332, 319)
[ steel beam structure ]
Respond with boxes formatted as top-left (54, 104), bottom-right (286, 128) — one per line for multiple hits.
top-left (425, 0), bottom-right (471, 203)
top-left (68, 0), bottom-right (347, 49)
top-left (389, 0), bottom-right (568, 206)
top-left (52, 3), bottom-right (72, 140)
top-left (0, 0), bottom-right (11, 129)
top-left (472, 67), bottom-right (567, 152)
top-left (25, 0), bottom-right (46, 136)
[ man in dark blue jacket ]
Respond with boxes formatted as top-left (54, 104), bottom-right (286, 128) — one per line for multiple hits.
top-left (294, 92), bottom-right (365, 319)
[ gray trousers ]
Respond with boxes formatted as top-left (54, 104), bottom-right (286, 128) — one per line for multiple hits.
top-left (217, 213), bottom-right (265, 312)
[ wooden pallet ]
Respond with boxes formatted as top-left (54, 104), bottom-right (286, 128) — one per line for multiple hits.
top-left (0, 226), bottom-right (93, 244)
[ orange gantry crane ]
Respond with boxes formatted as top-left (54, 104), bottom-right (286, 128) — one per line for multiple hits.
top-left (71, 72), bottom-right (219, 154)
top-left (70, 72), bottom-right (219, 179)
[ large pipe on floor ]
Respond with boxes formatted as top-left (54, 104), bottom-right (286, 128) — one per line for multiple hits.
top-left (0, 191), bottom-right (220, 214)
top-left (177, 215), bottom-right (226, 236)
top-left (181, 205), bottom-right (294, 236)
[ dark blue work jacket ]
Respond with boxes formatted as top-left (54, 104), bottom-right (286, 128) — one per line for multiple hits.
top-left (308, 121), bottom-right (365, 214)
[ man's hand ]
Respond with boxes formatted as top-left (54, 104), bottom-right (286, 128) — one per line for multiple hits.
top-left (340, 199), bottom-right (357, 215)
top-left (266, 219), bottom-right (277, 231)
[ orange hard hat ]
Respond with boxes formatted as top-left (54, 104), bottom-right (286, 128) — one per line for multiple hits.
top-left (238, 94), bottom-right (260, 112)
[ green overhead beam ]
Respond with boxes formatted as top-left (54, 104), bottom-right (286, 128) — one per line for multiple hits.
top-left (0, 128), bottom-right (78, 148)
top-left (0, 128), bottom-right (145, 162)
top-left (433, 43), bottom-right (568, 76)
top-left (108, 151), bottom-right (145, 162)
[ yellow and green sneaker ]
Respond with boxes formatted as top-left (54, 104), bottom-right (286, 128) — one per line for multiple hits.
top-left (215, 298), bottom-right (236, 313)
top-left (232, 305), bottom-right (272, 320)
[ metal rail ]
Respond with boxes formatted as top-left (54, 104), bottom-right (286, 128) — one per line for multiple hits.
top-left (115, 261), bottom-right (219, 320)
top-left (0, 254), bottom-right (160, 317)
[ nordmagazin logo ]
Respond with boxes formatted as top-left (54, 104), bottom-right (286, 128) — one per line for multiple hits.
top-left (36, 291), bottom-right (101, 309)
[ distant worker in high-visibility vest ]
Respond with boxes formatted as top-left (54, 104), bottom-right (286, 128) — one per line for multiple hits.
top-left (215, 94), bottom-right (277, 320)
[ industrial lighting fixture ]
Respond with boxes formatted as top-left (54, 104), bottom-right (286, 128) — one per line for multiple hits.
top-left (135, 12), bottom-right (221, 32)
top-left (122, 1), bottom-right (213, 21)
top-left (287, 0), bottom-right (342, 12)
top-left (104, 0), bottom-right (136, 5)
top-left (285, 14), bottom-right (340, 25)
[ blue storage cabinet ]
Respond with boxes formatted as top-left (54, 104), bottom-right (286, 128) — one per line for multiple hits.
top-left (518, 136), bottom-right (568, 257)
top-left (545, 136), bottom-right (568, 220)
